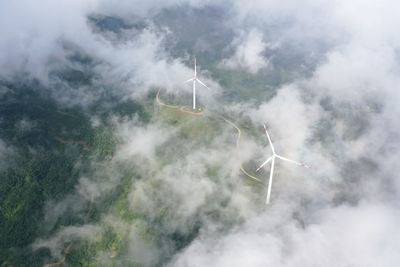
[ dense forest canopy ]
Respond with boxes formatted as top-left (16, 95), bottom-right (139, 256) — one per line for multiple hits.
top-left (1, 1), bottom-right (400, 266)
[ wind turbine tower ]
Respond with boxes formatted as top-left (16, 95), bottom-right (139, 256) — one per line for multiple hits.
top-left (184, 57), bottom-right (210, 110)
top-left (256, 124), bottom-right (310, 204)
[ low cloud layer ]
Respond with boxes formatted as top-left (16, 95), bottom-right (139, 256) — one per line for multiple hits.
top-left (221, 29), bottom-right (270, 74)
top-left (171, 202), bottom-right (400, 267)
top-left (2, 0), bottom-right (400, 266)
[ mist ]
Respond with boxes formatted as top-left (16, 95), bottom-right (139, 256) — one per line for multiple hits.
top-left (1, 0), bottom-right (400, 266)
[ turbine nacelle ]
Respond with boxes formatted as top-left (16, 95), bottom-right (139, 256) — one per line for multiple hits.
top-left (256, 154), bottom-right (310, 172)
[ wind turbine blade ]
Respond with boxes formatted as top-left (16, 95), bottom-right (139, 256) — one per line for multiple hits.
top-left (196, 78), bottom-right (210, 89)
top-left (193, 79), bottom-right (196, 110)
top-left (183, 77), bottom-right (195, 84)
top-left (256, 156), bottom-right (273, 172)
top-left (194, 57), bottom-right (197, 77)
top-left (263, 124), bottom-right (275, 154)
top-left (275, 155), bottom-right (310, 168)
top-left (266, 158), bottom-right (275, 204)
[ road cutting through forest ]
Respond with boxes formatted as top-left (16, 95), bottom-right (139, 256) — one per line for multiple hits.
top-left (156, 88), bottom-right (263, 183)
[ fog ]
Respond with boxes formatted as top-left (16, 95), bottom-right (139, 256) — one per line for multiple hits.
top-left (1, 0), bottom-right (400, 266)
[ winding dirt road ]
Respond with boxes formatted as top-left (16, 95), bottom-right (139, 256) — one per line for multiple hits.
top-left (41, 89), bottom-right (262, 267)
top-left (42, 197), bottom-right (94, 267)
top-left (156, 89), bottom-right (263, 183)
top-left (156, 89), bottom-right (204, 116)
top-left (220, 117), bottom-right (263, 183)
top-left (43, 243), bottom-right (72, 267)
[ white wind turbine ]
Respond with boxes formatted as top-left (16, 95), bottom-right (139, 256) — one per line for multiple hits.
top-left (183, 57), bottom-right (210, 110)
top-left (256, 124), bottom-right (310, 204)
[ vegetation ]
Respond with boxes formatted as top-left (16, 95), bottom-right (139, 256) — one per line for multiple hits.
top-left (0, 9), bottom-right (290, 266)
top-left (0, 78), bottom-right (147, 265)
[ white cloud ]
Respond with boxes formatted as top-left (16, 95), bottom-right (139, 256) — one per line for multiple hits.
top-left (7, 0), bottom-right (400, 266)
top-left (0, 0), bottom-right (97, 81)
top-left (0, 139), bottom-right (16, 170)
top-left (170, 203), bottom-right (400, 267)
top-left (221, 29), bottom-right (269, 74)
top-left (32, 224), bottom-right (100, 258)
top-left (249, 85), bottom-right (320, 154)
top-left (114, 119), bottom-right (174, 165)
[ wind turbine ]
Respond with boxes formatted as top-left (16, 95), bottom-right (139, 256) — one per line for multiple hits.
top-left (256, 124), bottom-right (310, 204)
top-left (183, 57), bottom-right (210, 110)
